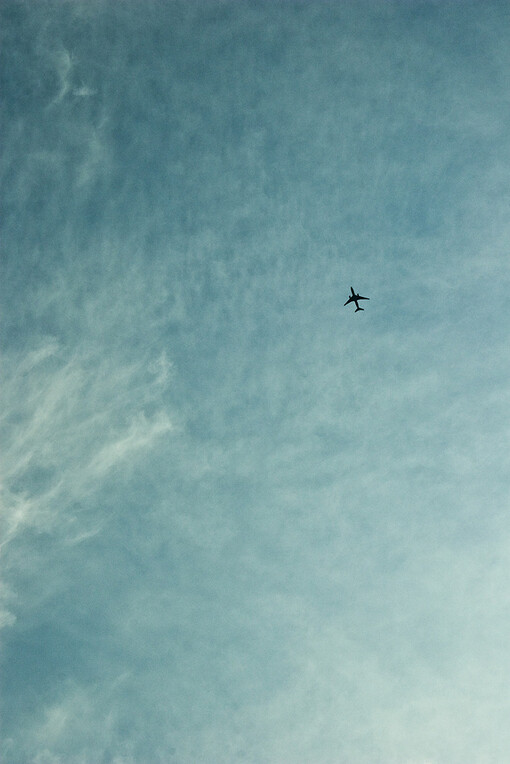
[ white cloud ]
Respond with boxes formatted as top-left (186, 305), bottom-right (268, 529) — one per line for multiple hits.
top-left (87, 411), bottom-right (172, 478)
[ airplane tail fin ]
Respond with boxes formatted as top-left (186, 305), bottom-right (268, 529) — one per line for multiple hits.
top-left (355, 307), bottom-right (364, 312)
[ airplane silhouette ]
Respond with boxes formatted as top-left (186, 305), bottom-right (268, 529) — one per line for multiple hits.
top-left (344, 286), bottom-right (369, 312)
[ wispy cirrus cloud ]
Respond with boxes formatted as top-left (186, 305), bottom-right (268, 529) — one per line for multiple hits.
top-left (1, 320), bottom-right (174, 621)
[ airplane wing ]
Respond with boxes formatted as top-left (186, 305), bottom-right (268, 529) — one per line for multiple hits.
top-left (357, 295), bottom-right (369, 301)
top-left (344, 296), bottom-right (354, 306)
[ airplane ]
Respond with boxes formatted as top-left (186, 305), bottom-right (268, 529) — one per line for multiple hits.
top-left (344, 286), bottom-right (369, 312)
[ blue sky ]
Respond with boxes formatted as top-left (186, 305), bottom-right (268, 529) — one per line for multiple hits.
top-left (1, 1), bottom-right (510, 762)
